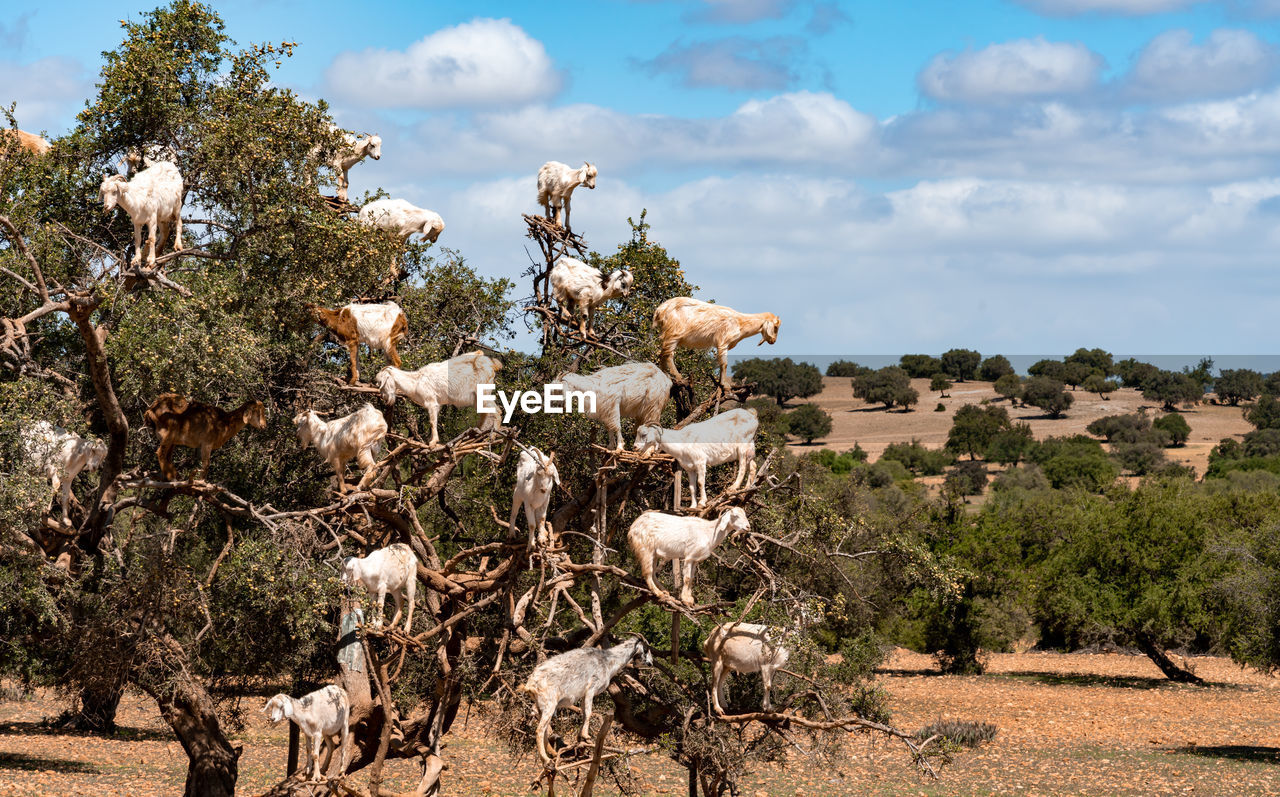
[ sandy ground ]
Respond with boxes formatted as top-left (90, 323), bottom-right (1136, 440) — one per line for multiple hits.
top-left (788, 376), bottom-right (1255, 477)
top-left (1, 649), bottom-right (1277, 795)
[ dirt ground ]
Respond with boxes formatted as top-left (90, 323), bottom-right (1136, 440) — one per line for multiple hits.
top-left (2, 649), bottom-right (1277, 796)
top-left (789, 376), bottom-right (1254, 478)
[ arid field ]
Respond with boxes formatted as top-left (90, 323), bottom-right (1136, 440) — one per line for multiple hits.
top-left (789, 376), bottom-right (1253, 478)
top-left (2, 648), bottom-right (1277, 796)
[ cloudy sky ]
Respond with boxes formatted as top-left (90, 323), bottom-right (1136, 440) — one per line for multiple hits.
top-left (8, 0), bottom-right (1280, 355)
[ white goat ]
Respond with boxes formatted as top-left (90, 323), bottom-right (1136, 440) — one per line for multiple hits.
top-left (358, 198), bottom-right (445, 244)
top-left (653, 297), bottom-right (781, 388)
top-left (536, 160), bottom-right (597, 231)
top-left (21, 420), bottom-right (107, 522)
top-left (634, 408), bottom-right (758, 509)
top-left (332, 132), bottom-right (382, 202)
top-left (262, 685), bottom-right (350, 782)
top-left (628, 507), bottom-right (750, 605)
top-left (556, 362), bottom-right (671, 450)
top-left (702, 622), bottom-right (790, 714)
top-left (549, 258), bottom-right (633, 337)
top-left (293, 403), bottom-right (387, 493)
top-left (375, 350), bottom-right (502, 446)
top-left (98, 161), bottom-right (184, 267)
top-left (343, 542), bottom-right (417, 631)
top-left (510, 447), bottom-right (560, 548)
top-left (518, 637), bottom-right (651, 763)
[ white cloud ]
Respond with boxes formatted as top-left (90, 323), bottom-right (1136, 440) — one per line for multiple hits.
top-left (1015, 0), bottom-right (1197, 14)
top-left (0, 56), bottom-right (89, 135)
top-left (640, 36), bottom-right (807, 90)
top-left (1126, 29), bottom-right (1280, 102)
top-left (325, 18), bottom-right (561, 109)
top-left (919, 37), bottom-right (1104, 104)
top-left (688, 0), bottom-right (799, 23)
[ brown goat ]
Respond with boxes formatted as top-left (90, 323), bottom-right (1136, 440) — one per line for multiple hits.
top-left (306, 301), bottom-right (407, 384)
top-left (146, 393), bottom-right (267, 480)
top-left (1, 129), bottom-right (51, 157)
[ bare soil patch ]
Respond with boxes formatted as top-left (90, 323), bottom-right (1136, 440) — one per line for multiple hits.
top-left (2, 649), bottom-right (1277, 795)
top-left (789, 377), bottom-right (1254, 477)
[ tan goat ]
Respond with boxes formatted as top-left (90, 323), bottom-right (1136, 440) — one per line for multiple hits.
top-left (1, 129), bottom-right (51, 156)
top-left (306, 301), bottom-right (407, 384)
top-left (145, 393), bottom-right (266, 481)
top-left (653, 297), bottom-right (780, 388)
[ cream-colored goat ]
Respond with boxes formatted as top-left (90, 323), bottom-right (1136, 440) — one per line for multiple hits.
top-left (653, 297), bottom-right (780, 388)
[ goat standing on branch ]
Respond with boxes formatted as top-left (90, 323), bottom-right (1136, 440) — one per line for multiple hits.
top-left (2, 129), bottom-right (51, 156)
top-left (262, 685), bottom-right (350, 782)
top-left (98, 161), bottom-right (184, 268)
top-left (703, 622), bottom-right (790, 714)
top-left (653, 297), bottom-right (780, 388)
top-left (343, 543), bottom-right (417, 631)
top-left (537, 160), bottom-right (597, 232)
top-left (550, 257), bottom-right (632, 338)
top-left (556, 362), bottom-right (670, 450)
top-left (331, 131), bottom-right (381, 202)
top-left (510, 447), bottom-right (560, 548)
top-left (519, 636), bottom-right (651, 764)
top-left (22, 421), bottom-right (107, 522)
top-left (628, 507), bottom-right (749, 605)
top-left (375, 350), bottom-right (502, 446)
top-left (307, 301), bottom-right (407, 385)
top-left (358, 198), bottom-right (444, 278)
top-left (144, 394), bottom-right (266, 481)
top-left (635, 408), bottom-right (758, 509)
top-left (293, 403), bottom-right (387, 493)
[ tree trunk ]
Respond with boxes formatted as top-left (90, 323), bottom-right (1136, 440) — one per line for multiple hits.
top-left (139, 634), bottom-right (240, 797)
top-left (69, 685), bottom-right (122, 732)
top-left (1136, 633), bottom-right (1203, 684)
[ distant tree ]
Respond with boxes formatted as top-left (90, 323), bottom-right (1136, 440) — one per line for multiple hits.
top-left (1061, 361), bottom-right (1092, 390)
top-left (945, 460), bottom-right (988, 497)
top-left (1030, 435), bottom-right (1119, 491)
top-left (786, 403), bottom-right (833, 444)
top-left (946, 404), bottom-right (1012, 460)
top-left (979, 355), bottom-right (1015, 382)
top-left (1115, 358), bottom-right (1160, 388)
top-left (810, 445), bottom-right (868, 475)
top-left (826, 359), bottom-right (869, 378)
top-left (1028, 359), bottom-right (1067, 381)
top-left (993, 373), bottom-right (1023, 405)
top-left (1023, 376), bottom-right (1073, 419)
top-left (1142, 370), bottom-right (1202, 412)
top-left (990, 463), bottom-right (1050, 492)
top-left (1112, 441), bottom-right (1168, 475)
top-left (930, 373), bottom-right (952, 396)
top-left (986, 423), bottom-right (1037, 466)
top-left (1087, 413), bottom-right (1151, 443)
top-left (1065, 347), bottom-right (1114, 377)
top-left (1082, 374), bottom-right (1118, 400)
top-left (899, 354), bottom-right (942, 378)
top-left (1245, 394), bottom-right (1280, 430)
top-left (1185, 357), bottom-right (1215, 392)
top-left (1215, 369), bottom-right (1264, 406)
top-left (1265, 372), bottom-right (1280, 395)
top-left (1153, 413), bottom-right (1191, 447)
top-left (733, 357), bottom-right (823, 406)
top-left (941, 348), bottom-right (982, 381)
top-left (853, 366), bottom-right (919, 411)
top-left (881, 439), bottom-right (955, 475)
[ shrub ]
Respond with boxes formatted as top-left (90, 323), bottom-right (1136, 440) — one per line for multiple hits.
top-left (986, 423), bottom-right (1037, 466)
top-left (1028, 359), bottom-right (1066, 380)
top-left (1142, 370), bottom-right (1203, 412)
top-left (1244, 428), bottom-right (1280, 458)
top-left (915, 719), bottom-right (998, 748)
top-left (946, 460), bottom-right (988, 497)
top-left (1116, 358), bottom-right (1160, 388)
top-left (930, 373), bottom-right (952, 394)
top-left (1082, 374), bottom-right (1118, 400)
top-left (1031, 435), bottom-right (1118, 491)
top-left (935, 402), bottom-right (946, 412)
top-left (810, 446), bottom-right (867, 475)
top-left (1112, 440), bottom-right (1168, 475)
top-left (1153, 413), bottom-right (1191, 447)
top-left (786, 403), bottom-right (833, 444)
top-left (1246, 395), bottom-right (1280, 430)
top-left (881, 440), bottom-right (954, 476)
top-left (1087, 413), bottom-right (1150, 443)
top-left (991, 463), bottom-right (1050, 492)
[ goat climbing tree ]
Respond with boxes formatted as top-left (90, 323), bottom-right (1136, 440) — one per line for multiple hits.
top-left (0, 4), bottom-right (958, 797)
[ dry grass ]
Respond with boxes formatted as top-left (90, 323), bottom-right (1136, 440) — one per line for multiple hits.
top-left (789, 376), bottom-right (1254, 478)
top-left (2, 649), bottom-right (1279, 795)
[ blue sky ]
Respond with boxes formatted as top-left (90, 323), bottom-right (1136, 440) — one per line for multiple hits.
top-left (8, 0), bottom-right (1280, 354)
